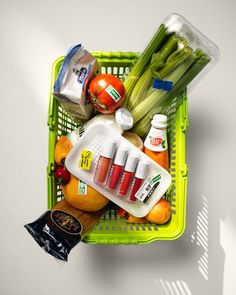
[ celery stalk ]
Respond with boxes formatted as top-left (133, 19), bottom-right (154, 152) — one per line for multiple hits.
top-left (126, 34), bottom-right (178, 110)
top-left (130, 52), bottom-right (196, 124)
top-left (132, 49), bottom-right (211, 137)
top-left (123, 24), bottom-right (169, 100)
top-left (125, 68), bottom-right (153, 110)
top-left (156, 49), bottom-right (211, 111)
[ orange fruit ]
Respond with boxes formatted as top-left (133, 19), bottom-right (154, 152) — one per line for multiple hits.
top-left (145, 198), bottom-right (172, 224)
top-left (117, 208), bottom-right (147, 223)
top-left (55, 136), bottom-right (72, 165)
top-left (61, 175), bottom-right (109, 212)
top-left (125, 214), bottom-right (147, 224)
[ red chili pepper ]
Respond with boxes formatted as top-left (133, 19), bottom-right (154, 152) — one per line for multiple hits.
top-left (53, 165), bottom-right (71, 185)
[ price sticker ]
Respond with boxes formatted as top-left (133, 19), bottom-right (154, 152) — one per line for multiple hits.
top-left (78, 150), bottom-right (93, 171)
top-left (78, 179), bottom-right (87, 195)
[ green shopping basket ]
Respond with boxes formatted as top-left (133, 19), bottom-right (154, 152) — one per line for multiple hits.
top-left (47, 52), bottom-right (188, 244)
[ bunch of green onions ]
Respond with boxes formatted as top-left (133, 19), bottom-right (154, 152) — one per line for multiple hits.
top-left (123, 24), bottom-right (211, 138)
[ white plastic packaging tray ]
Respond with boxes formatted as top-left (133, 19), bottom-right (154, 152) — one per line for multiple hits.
top-left (65, 123), bottom-right (171, 217)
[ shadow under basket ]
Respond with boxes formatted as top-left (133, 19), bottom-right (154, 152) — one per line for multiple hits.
top-left (47, 52), bottom-right (188, 245)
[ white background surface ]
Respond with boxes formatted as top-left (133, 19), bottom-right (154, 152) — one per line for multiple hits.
top-left (1, 0), bottom-right (236, 294)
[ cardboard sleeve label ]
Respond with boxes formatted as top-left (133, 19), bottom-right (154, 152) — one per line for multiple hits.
top-left (135, 174), bottom-right (161, 203)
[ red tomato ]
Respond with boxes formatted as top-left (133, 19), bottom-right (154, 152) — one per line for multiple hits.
top-left (88, 74), bottom-right (125, 114)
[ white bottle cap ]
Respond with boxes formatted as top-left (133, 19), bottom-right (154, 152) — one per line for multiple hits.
top-left (115, 108), bottom-right (133, 130)
top-left (113, 148), bottom-right (128, 166)
top-left (101, 141), bottom-right (117, 159)
top-left (124, 154), bottom-right (138, 172)
top-left (135, 161), bottom-right (149, 179)
top-left (151, 114), bottom-right (167, 129)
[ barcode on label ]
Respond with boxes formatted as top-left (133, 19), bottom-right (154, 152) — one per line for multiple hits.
top-left (145, 184), bottom-right (152, 191)
top-left (135, 174), bottom-right (161, 203)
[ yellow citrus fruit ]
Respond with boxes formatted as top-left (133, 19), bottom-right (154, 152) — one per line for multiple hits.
top-left (61, 175), bottom-right (109, 212)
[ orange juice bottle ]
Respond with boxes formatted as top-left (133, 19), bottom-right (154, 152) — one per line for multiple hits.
top-left (143, 114), bottom-right (169, 170)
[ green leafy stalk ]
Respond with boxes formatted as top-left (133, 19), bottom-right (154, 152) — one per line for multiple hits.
top-left (132, 49), bottom-right (211, 137)
top-left (130, 50), bottom-right (196, 124)
top-left (123, 24), bottom-right (169, 100)
top-left (154, 49), bottom-right (211, 112)
top-left (154, 45), bottom-right (192, 77)
top-left (126, 34), bottom-right (178, 110)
